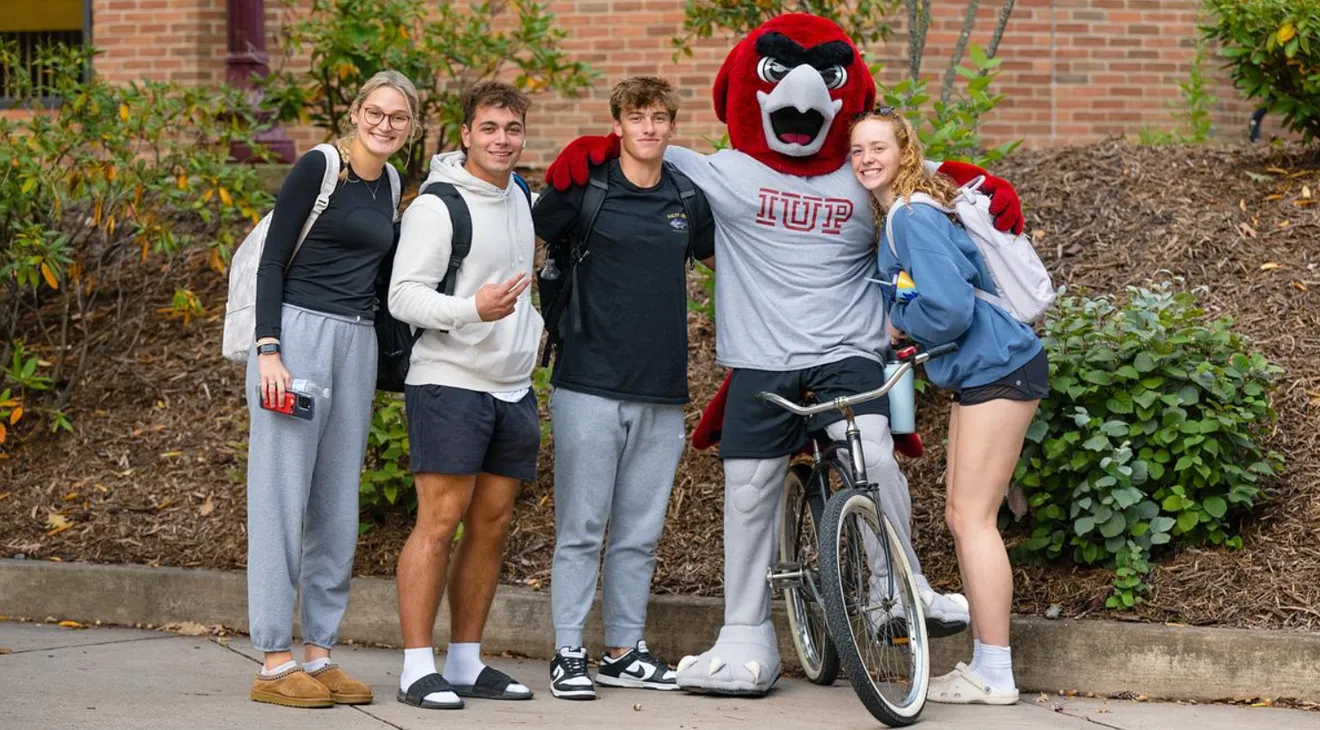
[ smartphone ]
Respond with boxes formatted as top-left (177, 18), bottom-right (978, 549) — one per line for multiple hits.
top-left (256, 385), bottom-right (315, 421)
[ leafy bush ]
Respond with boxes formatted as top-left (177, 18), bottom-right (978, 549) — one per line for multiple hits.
top-left (882, 44), bottom-right (1020, 167)
top-left (672, 0), bottom-right (900, 60)
top-left (260, 0), bottom-right (595, 187)
top-left (360, 392), bottom-right (414, 518)
top-left (0, 43), bottom-right (272, 450)
top-left (1013, 283), bottom-right (1284, 608)
top-left (1138, 36), bottom-right (1216, 146)
top-left (1202, 0), bottom-right (1320, 142)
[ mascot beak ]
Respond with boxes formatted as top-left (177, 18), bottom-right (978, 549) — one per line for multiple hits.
top-left (756, 64), bottom-right (844, 158)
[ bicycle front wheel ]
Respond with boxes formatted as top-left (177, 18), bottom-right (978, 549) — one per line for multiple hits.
top-left (819, 488), bottom-right (930, 727)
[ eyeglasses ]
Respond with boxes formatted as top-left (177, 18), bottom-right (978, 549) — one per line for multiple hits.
top-left (362, 106), bottom-right (412, 130)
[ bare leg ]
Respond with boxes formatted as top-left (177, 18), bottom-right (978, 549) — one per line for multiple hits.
top-left (447, 472), bottom-right (521, 642)
top-left (397, 473), bottom-right (475, 649)
top-left (945, 399), bottom-right (1037, 648)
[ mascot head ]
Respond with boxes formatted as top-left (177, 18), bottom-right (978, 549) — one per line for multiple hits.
top-left (713, 13), bottom-right (876, 177)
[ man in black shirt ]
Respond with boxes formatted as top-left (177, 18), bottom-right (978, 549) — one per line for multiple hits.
top-left (533, 77), bottom-right (715, 700)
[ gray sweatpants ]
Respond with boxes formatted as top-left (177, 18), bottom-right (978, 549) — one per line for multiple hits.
top-left (549, 387), bottom-right (687, 649)
top-left (245, 304), bottom-right (377, 652)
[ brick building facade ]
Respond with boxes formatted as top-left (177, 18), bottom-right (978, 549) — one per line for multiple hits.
top-left (4, 0), bottom-right (1282, 168)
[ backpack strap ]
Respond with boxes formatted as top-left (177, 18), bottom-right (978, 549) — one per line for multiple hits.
top-left (666, 161), bottom-right (699, 265)
top-left (511, 172), bottom-right (532, 208)
top-left (287, 143), bottom-right (342, 270)
top-left (384, 162), bottom-right (402, 222)
top-left (417, 182), bottom-right (473, 298)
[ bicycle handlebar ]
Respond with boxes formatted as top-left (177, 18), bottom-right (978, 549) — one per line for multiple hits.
top-left (756, 343), bottom-right (959, 418)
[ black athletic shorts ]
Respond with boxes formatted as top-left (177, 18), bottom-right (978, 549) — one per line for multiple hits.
top-left (720, 357), bottom-right (889, 460)
top-left (953, 348), bottom-right (1050, 406)
top-left (404, 384), bottom-right (540, 481)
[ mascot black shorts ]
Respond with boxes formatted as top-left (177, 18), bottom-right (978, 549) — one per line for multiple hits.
top-left (720, 356), bottom-right (890, 460)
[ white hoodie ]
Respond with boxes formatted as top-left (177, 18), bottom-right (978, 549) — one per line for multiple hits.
top-left (388, 151), bottom-right (543, 392)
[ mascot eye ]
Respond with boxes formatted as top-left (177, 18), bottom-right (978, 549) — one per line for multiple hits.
top-left (820, 65), bottom-right (848, 90)
top-left (757, 57), bottom-right (792, 84)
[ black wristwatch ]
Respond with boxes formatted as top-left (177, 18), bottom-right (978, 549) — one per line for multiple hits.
top-left (256, 342), bottom-right (280, 356)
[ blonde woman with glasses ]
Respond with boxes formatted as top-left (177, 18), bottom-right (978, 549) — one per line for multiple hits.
top-left (245, 70), bottom-right (420, 709)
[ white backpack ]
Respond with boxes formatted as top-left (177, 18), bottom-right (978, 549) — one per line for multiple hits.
top-left (221, 144), bottom-right (401, 362)
top-left (885, 176), bottom-right (1055, 324)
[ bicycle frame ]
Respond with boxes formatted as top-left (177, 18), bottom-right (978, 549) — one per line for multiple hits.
top-left (759, 342), bottom-right (957, 488)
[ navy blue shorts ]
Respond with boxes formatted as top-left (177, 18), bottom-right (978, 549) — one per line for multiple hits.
top-left (404, 384), bottom-right (540, 482)
top-left (720, 357), bottom-right (890, 460)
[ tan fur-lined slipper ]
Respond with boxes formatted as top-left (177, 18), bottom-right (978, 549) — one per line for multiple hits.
top-left (250, 666), bottom-right (334, 708)
top-left (307, 663), bottom-right (374, 704)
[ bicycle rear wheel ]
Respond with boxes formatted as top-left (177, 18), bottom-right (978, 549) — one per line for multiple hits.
top-left (819, 488), bottom-right (929, 727)
top-left (779, 462), bottom-right (839, 685)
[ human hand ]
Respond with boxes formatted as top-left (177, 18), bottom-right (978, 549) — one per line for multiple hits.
top-left (475, 273), bottom-right (531, 321)
top-left (257, 344), bottom-right (292, 409)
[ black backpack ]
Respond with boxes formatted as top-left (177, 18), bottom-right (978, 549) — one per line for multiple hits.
top-left (375, 173), bottom-right (533, 393)
top-left (536, 161), bottom-right (700, 368)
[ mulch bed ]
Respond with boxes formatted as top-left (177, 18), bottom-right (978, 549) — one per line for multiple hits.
top-left (2, 140), bottom-right (1317, 630)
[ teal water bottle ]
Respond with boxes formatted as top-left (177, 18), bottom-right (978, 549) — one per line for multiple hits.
top-left (884, 361), bottom-right (916, 434)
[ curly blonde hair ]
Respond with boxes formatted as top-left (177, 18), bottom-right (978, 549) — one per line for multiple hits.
top-left (849, 107), bottom-right (959, 233)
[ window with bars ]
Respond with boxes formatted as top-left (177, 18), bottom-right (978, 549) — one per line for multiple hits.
top-left (0, 0), bottom-right (89, 102)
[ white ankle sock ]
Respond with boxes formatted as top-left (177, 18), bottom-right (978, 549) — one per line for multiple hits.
top-left (971, 639), bottom-right (984, 667)
top-left (968, 643), bottom-right (1015, 690)
top-left (442, 643), bottom-right (485, 686)
top-left (443, 642), bottom-right (530, 696)
top-left (302, 657), bottom-right (330, 673)
top-left (261, 659), bottom-right (298, 677)
top-left (401, 646), bottom-right (458, 704)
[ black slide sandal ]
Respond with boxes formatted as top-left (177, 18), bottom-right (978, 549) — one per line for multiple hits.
top-left (451, 667), bottom-right (534, 700)
top-left (396, 673), bottom-right (465, 710)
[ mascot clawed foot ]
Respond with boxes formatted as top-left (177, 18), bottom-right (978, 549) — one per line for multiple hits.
top-left (676, 624), bottom-right (781, 695)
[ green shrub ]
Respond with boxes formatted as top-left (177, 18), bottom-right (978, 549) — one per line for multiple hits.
top-left (672, 0), bottom-right (900, 60)
top-left (0, 43), bottom-right (272, 448)
top-left (1202, 0), bottom-right (1320, 142)
top-left (260, 0), bottom-right (595, 188)
top-left (360, 392), bottom-right (414, 518)
top-left (882, 44), bottom-right (1020, 167)
top-left (1138, 36), bottom-right (1216, 146)
top-left (1013, 283), bottom-right (1284, 608)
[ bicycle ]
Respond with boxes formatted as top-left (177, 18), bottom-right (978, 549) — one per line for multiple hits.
top-left (763, 342), bottom-right (957, 727)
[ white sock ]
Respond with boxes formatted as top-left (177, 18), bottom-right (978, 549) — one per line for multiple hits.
top-left (971, 639), bottom-right (984, 666)
top-left (261, 659), bottom-right (298, 677)
top-left (968, 643), bottom-right (1015, 691)
top-left (442, 643), bottom-right (486, 686)
top-left (401, 647), bottom-right (459, 705)
top-left (444, 642), bottom-right (530, 696)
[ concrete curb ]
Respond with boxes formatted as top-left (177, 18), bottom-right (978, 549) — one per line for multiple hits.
top-left (2, 559), bottom-right (1315, 702)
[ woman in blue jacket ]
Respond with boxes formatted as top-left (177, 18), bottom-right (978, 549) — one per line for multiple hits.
top-left (849, 107), bottom-right (1048, 706)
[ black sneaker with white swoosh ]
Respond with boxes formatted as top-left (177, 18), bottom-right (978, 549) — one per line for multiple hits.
top-left (550, 646), bottom-right (596, 700)
top-left (595, 641), bottom-right (678, 691)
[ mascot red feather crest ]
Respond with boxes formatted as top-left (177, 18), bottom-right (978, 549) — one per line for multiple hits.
top-left (713, 13), bottom-right (876, 177)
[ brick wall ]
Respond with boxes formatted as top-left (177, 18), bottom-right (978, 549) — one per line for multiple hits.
top-left (87, 0), bottom-right (1288, 168)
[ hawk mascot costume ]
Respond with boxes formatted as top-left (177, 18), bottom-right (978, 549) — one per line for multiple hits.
top-left (545, 13), bottom-right (1025, 696)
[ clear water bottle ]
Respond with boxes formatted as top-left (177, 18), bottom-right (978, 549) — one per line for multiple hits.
top-left (540, 257), bottom-right (561, 281)
top-left (883, 361), bottom-right (916, 434)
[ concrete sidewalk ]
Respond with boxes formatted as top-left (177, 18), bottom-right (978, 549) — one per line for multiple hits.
top-left (1, 621), bottom-right (1314, 730)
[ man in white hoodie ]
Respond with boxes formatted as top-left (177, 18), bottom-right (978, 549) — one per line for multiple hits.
top-left (388, 82), bottom-right (543, 710)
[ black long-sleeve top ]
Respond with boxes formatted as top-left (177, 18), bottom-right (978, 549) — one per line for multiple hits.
top-left (254, 150), bottom-right (396, 340)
